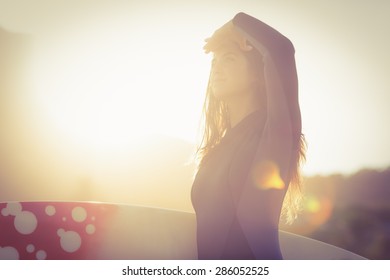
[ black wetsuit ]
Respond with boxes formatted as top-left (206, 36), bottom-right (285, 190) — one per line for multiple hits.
top-left (191, 12), bottom-right (301, 260)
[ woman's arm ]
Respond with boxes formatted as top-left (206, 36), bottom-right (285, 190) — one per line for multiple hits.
top-left (232, 12), bottom-right (296, 182)
top-left (232, 13), bottom-right (298, 259)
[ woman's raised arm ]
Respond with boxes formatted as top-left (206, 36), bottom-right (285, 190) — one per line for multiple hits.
top-left (232, 12), bottom-right (299, 259)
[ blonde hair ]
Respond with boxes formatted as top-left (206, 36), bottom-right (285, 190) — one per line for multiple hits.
top-left (195, 47), bottom-right (307, 225)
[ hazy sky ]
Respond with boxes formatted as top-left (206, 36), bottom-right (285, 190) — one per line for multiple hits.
top-left (0, 0), bottom-right (389, 176)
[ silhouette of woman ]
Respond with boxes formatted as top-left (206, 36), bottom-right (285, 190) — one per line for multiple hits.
top-left (191, 12), bottom-right (306, 259)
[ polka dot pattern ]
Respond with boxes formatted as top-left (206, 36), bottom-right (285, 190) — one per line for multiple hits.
top-left (0, 202), bottom-right (115, 259)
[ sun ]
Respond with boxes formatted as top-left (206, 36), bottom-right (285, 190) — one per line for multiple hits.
top-left (27, 18), bottom-right (211, 163)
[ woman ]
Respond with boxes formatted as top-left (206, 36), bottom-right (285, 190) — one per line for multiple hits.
top-left (191, 12), bottom-right (306, 259)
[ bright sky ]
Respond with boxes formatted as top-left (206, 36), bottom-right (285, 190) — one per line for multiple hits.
top-left (0, 0), bottom-right (389, 177)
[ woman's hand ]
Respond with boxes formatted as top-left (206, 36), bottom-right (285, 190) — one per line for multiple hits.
top-left (203, 20), bottom-right (253, 53)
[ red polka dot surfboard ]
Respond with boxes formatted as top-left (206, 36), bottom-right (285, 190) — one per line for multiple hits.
top-left (0, 201), bottom-right (365, 260)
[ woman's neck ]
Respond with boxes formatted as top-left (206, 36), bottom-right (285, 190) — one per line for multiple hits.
top-left (226, 92), bottom-right (262, 128)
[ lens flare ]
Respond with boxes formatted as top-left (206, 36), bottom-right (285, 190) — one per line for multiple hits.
top-left (291, 195), bottom-right (334, 235)
top-left (305, 196), bottom-right (333, 226)
top-left (251, 160), bottom-right (285, 190)
top-left (306, 196), bottom-right (321, 213)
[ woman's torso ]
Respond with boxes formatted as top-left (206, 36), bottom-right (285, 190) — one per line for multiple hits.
top-left (191, 109), bottom-right (284, 260)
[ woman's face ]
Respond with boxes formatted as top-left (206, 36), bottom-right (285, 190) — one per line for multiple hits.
top-left (210, 42), bottom-right (255, 99)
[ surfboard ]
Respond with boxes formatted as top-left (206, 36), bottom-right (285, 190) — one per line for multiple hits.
top-left (0, 201), bottom-right (366, 260)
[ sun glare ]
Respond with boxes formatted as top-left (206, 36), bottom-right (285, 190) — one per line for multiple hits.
top-left (7, 12), bottom-right (215, 209)
top-left (28, 18), bottom-right (210, 162)
top-left (252, 160), bottom-right (285, 190)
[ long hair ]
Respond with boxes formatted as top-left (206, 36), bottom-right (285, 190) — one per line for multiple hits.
top-left (195, 46), bottom-right (307, 225)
